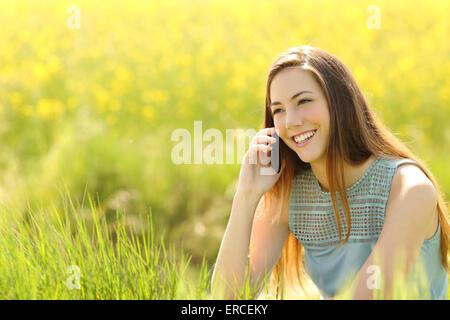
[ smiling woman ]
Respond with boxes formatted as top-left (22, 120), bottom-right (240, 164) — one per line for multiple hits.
top-left (211, 45), bottom-right (450, 300)
top-left (269, 69), bottom-right (330, 166)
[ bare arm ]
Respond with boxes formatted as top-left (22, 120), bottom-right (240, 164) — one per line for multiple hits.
top-left (248, 195), bottom-right (290, 297)
top-left (211, 127), bottom-right (288, 299)
top-left (210, 191), bottom-right (262, 299)
top-left (211, 192), bottom-right (290, 299)
top-left (345, 164), bottom-right (438, 300)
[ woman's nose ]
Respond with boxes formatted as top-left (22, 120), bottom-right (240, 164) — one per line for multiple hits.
top-left (285, 108), bottom-right (303, 129)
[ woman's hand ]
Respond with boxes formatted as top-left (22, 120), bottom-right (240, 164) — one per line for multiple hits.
top-left (236, 127), bottom-right (283, 200)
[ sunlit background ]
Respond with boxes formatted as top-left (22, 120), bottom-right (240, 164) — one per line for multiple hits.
top-left (0, 0), bottom-right (449, 298)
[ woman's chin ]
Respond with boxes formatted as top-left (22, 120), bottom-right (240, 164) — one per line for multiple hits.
top-left (295, 150), bottom-right (322, 164)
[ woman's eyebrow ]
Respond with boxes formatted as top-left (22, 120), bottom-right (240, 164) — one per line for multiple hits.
top-left (270, 90), bottom-right (313, 106)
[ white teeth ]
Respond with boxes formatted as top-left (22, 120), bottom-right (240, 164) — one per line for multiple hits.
top-left (294, 130), bottom-right (316, 143)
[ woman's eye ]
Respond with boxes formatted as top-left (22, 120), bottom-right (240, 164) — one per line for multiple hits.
top-left (298, 99), bottom-right (312, 105)
top-left (272, 108), bottom-right (283, 115)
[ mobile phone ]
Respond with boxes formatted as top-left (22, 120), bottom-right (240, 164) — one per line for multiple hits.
top-left (270, 131), bottom-right (281, 174)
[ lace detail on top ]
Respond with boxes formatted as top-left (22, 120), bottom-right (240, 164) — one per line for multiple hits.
top-left (288, 156), bottom-right (448, 299)
top-left (289, 157), bottom-right (408, 247)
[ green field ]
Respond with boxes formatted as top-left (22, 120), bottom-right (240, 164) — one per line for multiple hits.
top-left (0, 0), bottom-right (448, 299)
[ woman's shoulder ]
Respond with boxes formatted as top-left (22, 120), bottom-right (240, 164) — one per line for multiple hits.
top-left (375, 157), bottom-right (435, 193)
top-left (389, 159), bottom-right (436, 197)
top-left (386, 161), bottom-right (438, 239)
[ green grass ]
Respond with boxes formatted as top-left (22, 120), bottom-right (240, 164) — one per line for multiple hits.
top-left (0, 188), bottom-right (447, 299)
top-left (0, 189), bottom-right (191, 299)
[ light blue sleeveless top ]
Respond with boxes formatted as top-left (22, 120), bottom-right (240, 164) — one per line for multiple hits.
top-left (288, 156), bottom-right (448, 299)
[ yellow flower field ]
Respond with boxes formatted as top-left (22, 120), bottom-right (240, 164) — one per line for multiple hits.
top-left (0, 0), bottom-right (448, 299)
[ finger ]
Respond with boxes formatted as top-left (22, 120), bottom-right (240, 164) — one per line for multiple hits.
top-left (247, 144), bottom-right (272, 165)
top-left (255, 127), bottom-right (276, 137)
top-left (259, 148), bottom-right (271, 166)
top-left (251, 135), bottom-right (277, 146)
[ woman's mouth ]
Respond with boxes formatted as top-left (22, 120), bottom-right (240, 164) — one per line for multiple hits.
top-left (291, 129), bottom-right (317, 147)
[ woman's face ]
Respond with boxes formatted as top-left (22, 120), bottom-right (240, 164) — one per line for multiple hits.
top-left (269, 67), bottom-right (330, 165)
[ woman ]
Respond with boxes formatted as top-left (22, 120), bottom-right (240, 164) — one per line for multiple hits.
top-left (211, 45), bottom-right (449, 300)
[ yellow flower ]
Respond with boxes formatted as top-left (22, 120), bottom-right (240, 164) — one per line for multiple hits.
top-left (31, 63), bottom-right (49, 81)
top-left (36, 99), bottom-right (63, 119)
top-left (36, 99), bottom-right (53, 119)
top-left (94, 88), bottom-right (110, 107)
top-left (141, 106), bottom-right (155, 120)
top-left (47, 55), bottom-right (61, 73)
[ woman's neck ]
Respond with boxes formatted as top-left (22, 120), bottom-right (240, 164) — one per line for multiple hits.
top-left (310, 154), bottom-right (376, 192)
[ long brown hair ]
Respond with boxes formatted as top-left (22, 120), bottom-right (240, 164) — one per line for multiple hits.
top-left (262, 45), bottom-right (450, 297)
